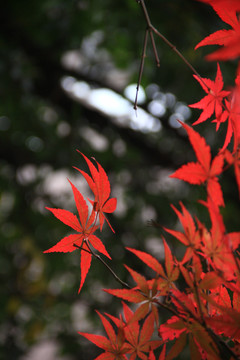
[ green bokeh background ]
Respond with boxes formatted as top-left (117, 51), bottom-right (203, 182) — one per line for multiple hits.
top-left (0, 1), bottom-right (239, 359)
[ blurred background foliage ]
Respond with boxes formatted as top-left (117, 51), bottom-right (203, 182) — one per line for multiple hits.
top-left (0, 0), bottom-right (239, 359)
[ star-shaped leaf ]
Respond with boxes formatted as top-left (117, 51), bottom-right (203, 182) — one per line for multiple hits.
top-left (170, 121), bottom-right (225, 207)
top-left (44, 180), bottom-right (111, 293)
top-left (195, 2), bottom-right (240, 61)
top-left (74, 152), bottom-right (117, 232)
top-left (189, 64), bottom-right (230, 127)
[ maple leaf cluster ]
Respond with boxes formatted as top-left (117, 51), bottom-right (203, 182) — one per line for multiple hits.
top-left (44, 1), bottom-right (240, 359)
top-left (189, 0), bottom-right (240, 153)
top-left (44, 151), bottom-right (117, 293)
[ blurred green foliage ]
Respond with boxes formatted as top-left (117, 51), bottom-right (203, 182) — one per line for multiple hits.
top-left (0, 0), bottom-right (239, 359)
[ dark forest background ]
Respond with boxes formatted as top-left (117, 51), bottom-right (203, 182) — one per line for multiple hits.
top-left (1, 0), bottom-right (239, 359)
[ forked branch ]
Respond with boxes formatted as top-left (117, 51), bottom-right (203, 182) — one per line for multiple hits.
top-left (134, 0), bottom-right (207, 109)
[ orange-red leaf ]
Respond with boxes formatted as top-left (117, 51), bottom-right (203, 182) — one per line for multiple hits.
top-left (170, 122), bottom-right (224, 207)
top-left (79, 241), bottom-right (92, 293)
top-left (46, 207), bottom-right (81, 232)
top-left (181, 121), bottom-right (211, 171)
top-left (199, 272), bottom-right (222, 290)
top-left (159, 316), bottom-right (186, 341)
top-left (104, 289), bottom-right (146, 303)
top-left (165, 332), bottom-right (187, 360)
top-left (68, 180), bottom-right (89, 229)
top-left (79, 311), bottom-right (131, 359)
top-left (195, 3), bottom-right (240, 61)
top-left (125, 265), bottom-right (149, 294)
top-left (76, 151), bottom-right (117, 232)
top-left (126, 248), bottom-right (165, 278)
top-left (43, 234), bottom-right (82, 253)
top-left (170, 162), bottom-right (206, 184)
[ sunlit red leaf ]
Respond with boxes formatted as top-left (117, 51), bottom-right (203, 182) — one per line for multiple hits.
top-left (159, 316), bottom-right (186, 341)
top-left (104, 288), bottom-right (146, 304)
top-left (127, 312), bottom-right (159, 360)
top-left (75, 151), bottom-right (117, 232)
top-left (43, 234), bottom-right (82, 253)
top-left (79, 311), bottom-right (131, 359)
top-left (68, 180), bottom-right (89, 229)
top-left (170, 122), bottom-right (224, 206)
top-left (195, 3), bottom-right (240, 61)
top-left (199, 272), bottom-right (222, 290)
top-left (125, 265), bottom-right (149, 294)
top-left (165, 332), bottom-right (187, 360)
top-left (170, 162), bottom-right (206, 184)
top-left (164, 203), bottom-right (201, 264)
top-left (208, 285), bottom-right (232, 316)
top-left (44, 175), bottom-right (111, 293)
top-left (89, 234), bottom-right (111, 259)
top-left (190, 64), bottom-right (230, 126)
top-left (207, 178), bottom-right (224, 207)
top-left (205, 312), bottom-right (240, 341)
top-left (46, 207), bottom-right (81, 232)
top-left (79, 241), bottom-right (92, 293)
top-left (126, 248), bottom-right (165, 278)
top-left (78, 332), bottom-right (111, 351)
top-left (97, 311), bottom-right (117, 345)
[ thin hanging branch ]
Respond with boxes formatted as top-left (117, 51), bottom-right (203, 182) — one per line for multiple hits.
top-left (149, 29), bottom-right (160, 67)
top-left (134, 28), bottom-right (149, 110)
top-left (134, 0), bottom-right (208, 109)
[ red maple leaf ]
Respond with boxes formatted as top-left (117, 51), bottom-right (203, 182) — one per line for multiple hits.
top-left (44, 180), bottom-right (111, 293)
top-left (159, 315), bottom-right (219, 360)
top-left (221, 83), bottom-right (240, 152)
top-left (189, 63), bottom-right (230, 127)
top-left (124, 312), bottom-right (161, 360)
top-left (79, 311), bottom-right (132, 360)
top-left (199, 0), bottom-right (240, 13)
top-left (199, 219), bottom-right (237, 281)
top-left (206, 311), bottom-right (240, 341)
top-left (199, 196), bottom-right (240, 280)
top-left (170, 121), bottom-right (225, 207)
top-left (204, 290), bottom-right (240, 341)
top-left (159, 289), bottom-right (220, 359)
top-left (104, 266), bottom-right (160, 324)
top-left (106, 303), bottom-right (162, 360)
top-left (195, 1), bottom-right (240, 61)
top-left (127, 245), bottom-right (179, 296)
top-left (74, 152), bottom-right (117, 232)
top-left (163, 202), bottom-right (201, 264)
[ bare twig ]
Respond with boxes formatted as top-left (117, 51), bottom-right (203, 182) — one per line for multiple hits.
top-left (149, 30), bottom-right (160, 67)
top-left (134, 28), bottom-right (149, 111)
top-left (134, 0), bottom-right (209, 109)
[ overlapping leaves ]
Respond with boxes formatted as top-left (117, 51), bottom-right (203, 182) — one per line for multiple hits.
top-left (44, 152), bottom-right (117, 292)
